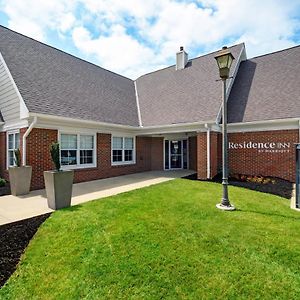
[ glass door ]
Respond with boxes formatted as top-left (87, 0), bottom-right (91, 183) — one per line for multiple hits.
top-left (164, 139), bottom-right (188, 170)
top-left (170, 140), bottom-right (182, 169)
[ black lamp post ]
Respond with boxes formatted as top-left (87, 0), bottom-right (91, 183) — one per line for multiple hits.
top-left (215, 46), bottom-right (236, 211)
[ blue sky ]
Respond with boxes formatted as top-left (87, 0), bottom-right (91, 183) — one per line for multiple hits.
top-left (0, 0), bottom-right (300, 79)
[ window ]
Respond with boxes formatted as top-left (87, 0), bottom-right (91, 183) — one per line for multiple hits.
top-left (7, 131), bottom-right (20, 167)
top-left (60, 133), bottom-right (96, 168)
top-left (80, 135), bottom-right (94, 164)
top-left (112, 137), bottom-right (135, 165)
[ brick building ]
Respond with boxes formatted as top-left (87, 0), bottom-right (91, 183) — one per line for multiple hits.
top-left (0, 26), bottom-right (299, 190)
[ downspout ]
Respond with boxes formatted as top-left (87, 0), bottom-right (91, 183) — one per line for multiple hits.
top-left (22, 116), bottom-right (37, 166)
top-left (299, 120), bottom-right (300, 142)
top-left (205, 123), bottom-right (211, 179)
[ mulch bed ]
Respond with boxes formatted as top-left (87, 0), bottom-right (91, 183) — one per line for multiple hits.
top-left (0, 185), bottom-right (10, 197)
top-left (0, 213), bottom-right (51, 288)
top-left (183, 173), bottom-right (293, 199)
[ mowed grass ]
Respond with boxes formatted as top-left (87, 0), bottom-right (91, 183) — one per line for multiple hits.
top-left (1, 179), bottom-right (300, 299)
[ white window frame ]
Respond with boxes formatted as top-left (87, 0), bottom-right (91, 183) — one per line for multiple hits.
top-left (111, 136), bottom-right (136, 166)
top-left (59, 132), bottom-right (97, 170)
top-left (6, 129), bottom-right (20, 169)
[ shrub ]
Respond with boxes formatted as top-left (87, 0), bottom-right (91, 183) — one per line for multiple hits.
top-left (50, 142), bottom-right (61, 171)
top-left (230, 173), bottom-right (276, 185)
top-left (0, 178), bottom-right (6, 187)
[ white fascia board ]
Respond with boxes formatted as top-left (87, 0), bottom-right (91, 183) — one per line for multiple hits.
top-left (1, 119), bottom-right (28, 131)
top-left (27, 112), bottom-right (300, 136)
top-left (29, 112), bottom-right (216, 135)
top-left (228, 118), bottom-right (300, 133)
top-left (0, 51), bottom-right (29, 120)
top-left (29, 112), bottom-right (139, 132)
top-left (215, 44), bottom-right (246, 125)
top-left (139, 121), bottom-right (216, 135)
top-left (134, 80), bottom-right (143, 127)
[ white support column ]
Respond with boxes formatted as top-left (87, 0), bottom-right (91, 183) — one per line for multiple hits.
top-left (205, 123), bottom-right (211, 179)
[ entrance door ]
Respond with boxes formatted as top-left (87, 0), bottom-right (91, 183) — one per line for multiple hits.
top-left (170, 140), bottom-right (182, 169)
top-left (164, 139), bottom-right (188, 170)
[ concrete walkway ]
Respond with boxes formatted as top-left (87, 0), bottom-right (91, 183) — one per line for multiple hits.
top-left (0, 170), bottom-right (195, 226)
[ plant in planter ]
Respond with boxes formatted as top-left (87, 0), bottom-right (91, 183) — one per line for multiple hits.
top-left (8, 148), bottom-right (32, 196)
top-left (0, 178), bottom-right (6, 187)
top-left (44, 142), bottom-right (74, 210)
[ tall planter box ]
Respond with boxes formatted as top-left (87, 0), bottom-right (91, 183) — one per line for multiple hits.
top-left (8, 166), bottom-right (32, 196)
top-left (44, 170), bottom-right (74, 210)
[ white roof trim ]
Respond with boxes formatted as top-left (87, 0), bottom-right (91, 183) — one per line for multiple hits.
top-left (26, 112), bottom-right (300, 135)
top-left (229, 117), bottom-right (300, 126)
top-left (215, 44), bottom-right (246, 125)
top-left (0, 51), bottom-right (29, 120)
top-left (134, 81), bottom-right (143, 127)
top-left (28, 112), bottom-right (138, 130)
top-left (227, 117), bottom-right (300, 133)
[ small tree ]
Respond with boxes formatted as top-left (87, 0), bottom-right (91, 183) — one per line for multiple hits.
top-left (50, 142), bottom-right (61, 171)
top-left (14, 148), bottom-right (21, 167)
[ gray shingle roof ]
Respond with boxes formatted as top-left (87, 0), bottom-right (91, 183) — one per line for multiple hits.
top-left (0, 26), bottom-right (139, 126)
top-left (228, 45), bottom-right (300, 123)
top-left (1, 25), bottom-right (298, 128)
top-left (136, 44), bottom-right (244, 126)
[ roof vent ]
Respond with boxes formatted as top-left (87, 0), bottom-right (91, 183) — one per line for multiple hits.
top-left (176, 46), bottom-right (188, 70)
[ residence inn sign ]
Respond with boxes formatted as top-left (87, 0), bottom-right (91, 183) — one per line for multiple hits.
top-left (229, 141), bottom-right (291, 153)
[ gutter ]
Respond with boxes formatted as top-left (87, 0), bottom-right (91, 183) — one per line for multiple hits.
top-left (28, 112), bottom-right (138, 130)
top-left (205, 123), bottom-right (211, 179)
top-left (22, 116), bottom-right (37, 166)
top-left (28, 112), bottom-right (216, 132)
top-left (299, 120), bottom-right (300, 143)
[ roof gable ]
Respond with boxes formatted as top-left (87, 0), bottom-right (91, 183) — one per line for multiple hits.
top-left (0, 26), bottom-right (139, 126)
top-left (135, 43), bottom-right (245, 126)
top-left (228, 46), bottom-right (300, 123)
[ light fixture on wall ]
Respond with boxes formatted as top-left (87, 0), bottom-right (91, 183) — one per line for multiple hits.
top-left (214, 46), bottom-right (236, 211)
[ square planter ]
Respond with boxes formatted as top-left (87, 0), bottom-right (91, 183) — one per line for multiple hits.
top-left (44, 170), bottom-right (74, 210)
top-left (8, 166), bottom-right (32, 196)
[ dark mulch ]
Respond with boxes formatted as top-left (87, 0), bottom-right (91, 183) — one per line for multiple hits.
top-left (183, 173), bottom-right (293, 199)
top-left (0, 213), bottom-right (51, 288)
top-left (0, 185), bottom-right (10, 196)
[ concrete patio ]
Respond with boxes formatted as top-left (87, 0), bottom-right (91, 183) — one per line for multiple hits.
top-left (0, 170), bottom-right (195, 226)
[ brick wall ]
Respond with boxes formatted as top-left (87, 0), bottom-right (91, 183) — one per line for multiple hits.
top-left (196, 131), bottom-right (220, 179)
top-left (150, 137), bottom-right (163, 170)
top-left (24, 129), bottom-right (163, 190)
top-left (72, 134), bottom-right (153, 184)
top-left (26, 128), bottom-right (58, 189)
top-left (228, 130), bottom-right (299, 182)
top-left (197, 133), bottom-right (207, 179)
top-left (188, 136), bottom-right (197, 171)
top-left (210, 132), bottom-right (219, 178)
top-left (197, 129), bottom-right (298, 182)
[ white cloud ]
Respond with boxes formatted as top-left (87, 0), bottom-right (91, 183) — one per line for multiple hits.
top-left (72, 25), bottom-right (165, 78)
top-left (1, 0), bottom-right (300, 78)
top-left (0, 0), bottom-right (77, 41)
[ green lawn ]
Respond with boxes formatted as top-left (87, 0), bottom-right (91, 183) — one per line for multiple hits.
top-left (1, 179), bottom-right (300, 299)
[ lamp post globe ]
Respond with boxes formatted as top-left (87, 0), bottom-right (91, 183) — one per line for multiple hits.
top-left (214, 46), bottom-right (236, 211)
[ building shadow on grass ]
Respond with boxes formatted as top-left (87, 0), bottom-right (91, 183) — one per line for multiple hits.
top-left (235, 208), bottom-right (299, 221)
